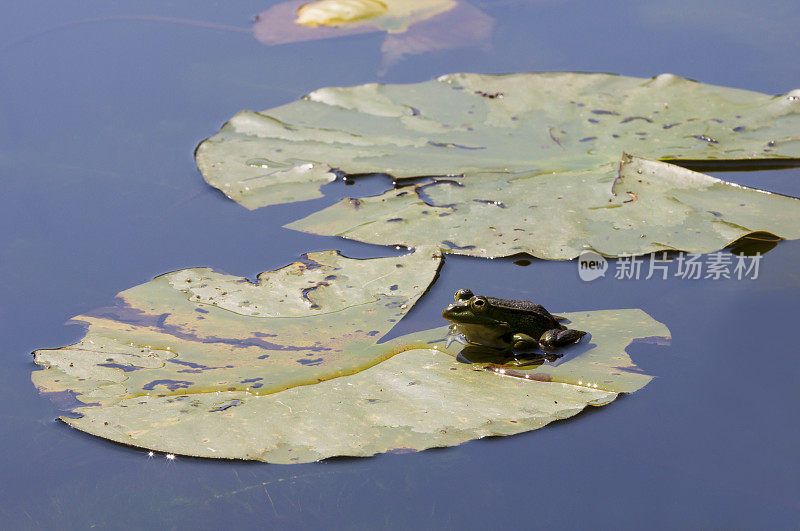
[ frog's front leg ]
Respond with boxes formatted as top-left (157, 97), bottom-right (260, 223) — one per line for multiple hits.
top-left (539, 328), bottom-right (586, 351)
top-left (511, 333), bottom-right (539, 352)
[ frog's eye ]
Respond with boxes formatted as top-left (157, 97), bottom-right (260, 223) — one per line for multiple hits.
top-left (470, 297), bottom-right (487, 311)
top-left (455, 289), bottom-right (474, 301)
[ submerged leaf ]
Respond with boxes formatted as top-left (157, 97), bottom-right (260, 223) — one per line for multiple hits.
top-left (254, 0), bottom-right (458, 42)
top-left (253, 1), bottom-right (492, 74)
top-left (296, 0), bottom-right (390, 27)
top-left (377, 2), bottom-right (493, 73)
top-left (295, 0), bottom-right (456, 31)
top-left (196, 72), bottom-right (800, 259)
top-left (33, 252), bottom-right (669, 463)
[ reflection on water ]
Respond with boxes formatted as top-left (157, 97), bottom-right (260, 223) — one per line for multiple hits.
top-left (727, 231), bottom-right (782, 256)
top-left (455, 343), bottom-right (562, 366)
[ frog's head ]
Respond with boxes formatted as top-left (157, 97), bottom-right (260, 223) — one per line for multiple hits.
top-left (442, 289), bottom-right (510, 348)
top-left (441, 289), bottom-right (498, 326)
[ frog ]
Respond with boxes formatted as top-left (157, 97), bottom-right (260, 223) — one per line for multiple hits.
top-left (441, 289), bottom-right (586, 354)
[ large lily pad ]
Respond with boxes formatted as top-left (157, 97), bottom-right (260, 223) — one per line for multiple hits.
top-left (32, 249), bottom-right (669, 462)
top-left (196, 72), bottom-right (800, 259)
top-left (32, 249), bottom-right (442, 404)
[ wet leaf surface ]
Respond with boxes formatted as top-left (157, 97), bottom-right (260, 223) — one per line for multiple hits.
top-left (196, 72), bottom-right (800, 259)
top-left (32, 248), bottom-right (668, 463)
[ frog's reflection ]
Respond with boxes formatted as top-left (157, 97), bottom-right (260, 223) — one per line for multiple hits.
top-left (455, 344), bottom-right (560, 368)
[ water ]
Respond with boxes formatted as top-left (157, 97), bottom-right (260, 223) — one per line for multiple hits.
top-left (1, 0), bottom-right (798, 528)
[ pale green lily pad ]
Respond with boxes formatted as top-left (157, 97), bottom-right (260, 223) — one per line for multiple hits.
top-left (32, 249), bottom-right (442, 405)
top-left (195, 72), bottom-right (800, 259)
top-left (32, 250), bottom-right (669, 462)
top-left (292, 154), bottom-right (800, 259)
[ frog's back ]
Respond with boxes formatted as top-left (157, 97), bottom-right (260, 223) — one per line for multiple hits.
top-left (485, 297), bottom-right (543, 313)
top-left (485, 296), bottom-right (559, 333)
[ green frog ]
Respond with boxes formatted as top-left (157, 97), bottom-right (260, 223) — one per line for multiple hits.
top-left (442, 289), bottom-right (586, 354)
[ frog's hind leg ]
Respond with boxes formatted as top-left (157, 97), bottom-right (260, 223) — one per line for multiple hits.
top-left (539, 328), bottom-right (586, 351)
top-left (508, 334), bottom-right (550, 366)
top-left (509, 333), bottom-right (561, 365)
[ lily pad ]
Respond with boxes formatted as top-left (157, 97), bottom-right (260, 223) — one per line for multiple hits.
top-left (195, 72), bottom-right (800, 259)
top-left (32, 249), bottom-right (441, 404)
top-left (32, 249), bottom-right (669, 462)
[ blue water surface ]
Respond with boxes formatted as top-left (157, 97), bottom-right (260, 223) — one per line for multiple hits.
top-left (0, 1), bottom-right (798, 528)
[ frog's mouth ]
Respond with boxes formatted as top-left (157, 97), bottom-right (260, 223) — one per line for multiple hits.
top-left (442, 305), bottom-right (499, 327)
top-left (441, 303), bottom-right (461, 320)
top-left (442, 301), bottom-right (474, 319)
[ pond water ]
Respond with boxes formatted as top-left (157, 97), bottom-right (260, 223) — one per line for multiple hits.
top-left (1, 1), bottom-right (798, 528)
